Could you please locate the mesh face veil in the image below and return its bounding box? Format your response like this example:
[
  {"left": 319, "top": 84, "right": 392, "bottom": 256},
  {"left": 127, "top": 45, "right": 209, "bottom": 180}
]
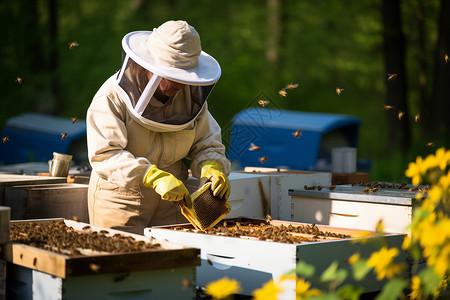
[{"left": 114, "top": 30, "right": 221, "bottom": 130}]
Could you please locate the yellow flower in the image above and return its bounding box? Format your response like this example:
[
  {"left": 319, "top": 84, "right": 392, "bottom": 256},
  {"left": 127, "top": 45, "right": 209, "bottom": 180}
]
[
  {"left": 204, "top": 277, "right": 242, "bottom": 299},
  {"left": 435, "top": 147, "right": 449, "bottom": 171},
  {"left": 405, "top": 158, "right": 423, "bottom": 186},
  {"left": 409, "top": 276, "right": 422, "bottom": 300},
  {"left": 253, "top": 280, "right": 281, "bottom": 300},
  {"left": 366, "top": 247, "right": 404, "bottom": 280},
  {"left": 432, "top": 244, "right": 450, "bottom": 277},
  {"left": 296, "top": 278, "right": 322, "bottom": 300},
  {"left": 402, "top": 235, "right": 411, "bottom": 250},
  {"left": 348, "top": 253, "right": 360, "bottom": 265}
]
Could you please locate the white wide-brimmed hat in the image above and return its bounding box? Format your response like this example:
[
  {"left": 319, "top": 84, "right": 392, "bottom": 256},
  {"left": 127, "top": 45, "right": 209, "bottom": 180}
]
[{"left": 123, "top": 20, "right": 221, "bottom": 85}]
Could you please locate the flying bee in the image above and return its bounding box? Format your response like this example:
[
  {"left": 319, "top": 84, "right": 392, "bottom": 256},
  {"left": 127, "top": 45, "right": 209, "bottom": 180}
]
[
  {"left": 293, "top": 130, "right": 302, "bottom": 138},
  {"left": 16, "top": 77, "right": 22, "bottom": 84},
  {"left": 336, "top": 87, "right": 344, "bottom": 95},
  {"left": 415, "top": 113, "right": 420, "bottom": 123},
  {"left": 258, "top": 100, "right": 270, "bottom": 107},
  {"left": 259, "top": 156, "right": 267, "bottom": 164},
  {"left": 285, "top": 83, "right": 298, "bottom": 90},
  {"left": 426, "top": 142, "right": 434, "bottom": 147},
  {"left": 72, "top": 117, "right": 78, "bottom": 124},
  {"left": 383, "top": 105, "right": 394, "bottom": 111},
  {"left": 445, "top": 54, "right": 449, "bottom": 63},
  {"left": 69, "top": 41, "right": 79, "bottom": 50},
  {"left": 72, "top": 216, "right": 79, "bottom": 221},
  {"left": 2, "top": 136, "right": 9, "bottom": 143},
  {"left": 398, "top": 111, "right": 404, "bottom": 120},
  {"left": 89, "top": 263, "right": 101, "bottom": 272},
  {"left": 61, "top": 132, "right": 67, "bottom": 140},
  {"left": 387, "top": 73, "right": 398, "bottom": 81},
  {"left": 278, "top": 89, "right": 288, "bottom": 97},
  {"left": 248, "top": 142, "right": 261, "bottom": 151}
]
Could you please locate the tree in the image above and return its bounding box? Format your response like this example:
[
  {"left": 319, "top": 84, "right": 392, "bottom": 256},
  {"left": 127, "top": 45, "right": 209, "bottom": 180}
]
[{"left": 382, "top": 0, "right": 411, "bottom": 152}]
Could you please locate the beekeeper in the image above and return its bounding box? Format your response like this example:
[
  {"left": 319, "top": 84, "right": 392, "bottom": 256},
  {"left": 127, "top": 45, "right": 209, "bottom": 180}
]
[{"left": 86, "top": 20, "right": 231, "bottom": 234}]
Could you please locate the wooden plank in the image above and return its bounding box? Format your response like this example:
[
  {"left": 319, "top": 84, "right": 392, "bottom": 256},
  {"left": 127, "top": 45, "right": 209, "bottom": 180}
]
[{"left": 332, "top": 172, "right": 370, "bottom": 185}]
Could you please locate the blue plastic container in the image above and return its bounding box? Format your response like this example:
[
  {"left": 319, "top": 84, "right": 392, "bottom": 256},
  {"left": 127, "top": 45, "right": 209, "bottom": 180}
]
[
  {"left": 0, "top": 113, "right": 87, "bottom": 165},
  {"left": 227, "top": 108, "right": 362, "bottom": 171}
]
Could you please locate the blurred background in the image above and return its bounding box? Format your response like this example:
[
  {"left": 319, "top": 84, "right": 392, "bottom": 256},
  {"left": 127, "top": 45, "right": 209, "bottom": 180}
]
[{"left": 0, "top": 0, "right": 449, "bottom": 181}]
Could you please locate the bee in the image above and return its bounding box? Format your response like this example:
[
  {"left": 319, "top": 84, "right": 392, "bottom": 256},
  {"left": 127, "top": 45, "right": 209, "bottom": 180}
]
[
  {"left": 248, "top": 142, "right": 261, "bottom": 151},
  {"left": 426, "top": 142, "right": 434, "bottom": 147},
  {"left": 266, "top": 214, "right": 272, "bottom": 222},
  {"left": 33, "top": 257, "right": 37, "bottom": 266},
  {"left": 16, "top": 77, "right": 22, "bottom": 84},
  {"left": 362, "top": 188, "right": 370, "bottom": 194},
  {"left": 387, "top": 73, "right": 398, "bottom": 81},
  {"left": 207, "top": 258, "right": 213, "bottom": 266},
  {"left": 329, "top": 185, "right": 336, "bottom": 191},
  {"left": 72, "top": 117, "right": 78, "bottom": 124},
  {"left": 293, "top": 130, "right": 302, "bottom": 138},
  {"left": 258, "top": 100, "right": 270, "bottom": 107},
  {"left": 415, "top": 113, "right": 420, "bottom": 123},
  {"left": 2, "top": 136, "right": 9, "bottom": 143},
  {"left": 69, "top": 41, "right": 79, "bottom": 50},
  {"left": 445, "top": 54, "right": 449, "bottom": 63},
  {"left": 336, "top": 87, "right": 344, "bottom": 95},
  {"left": 259, "top": 156, "right": 267, "bottom": 164},
  {"left": 278, "top": 89, "right": 288, "bottom": 97},
  {"left": 89, "top": 263, "right": 101, "bottom": 272},
  {"left": 398, "top": 111, "right": 404, "bottom": 120},
  {"left": 181, "top": 278, "right": 191, "bottom": 287},
  {"left": 61, "top": 132, "right": 67, "bottom": 140},
  {"left": 72, "top": 216, "right": 79, "bottom": 221},
  {"left": 383, "top": 105, "right": 394, "bottom": 111},
  {"left": 285, "top": 83, "right": 298, "bottom": 90},
  {"left": 82, "top": 225, "right": 91, "bottom": 230}
]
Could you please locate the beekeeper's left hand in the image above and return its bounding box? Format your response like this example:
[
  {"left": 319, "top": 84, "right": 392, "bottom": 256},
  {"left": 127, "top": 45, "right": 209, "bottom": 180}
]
[{"left": 200, "top": 161, "right": 230, "bottom": 200}]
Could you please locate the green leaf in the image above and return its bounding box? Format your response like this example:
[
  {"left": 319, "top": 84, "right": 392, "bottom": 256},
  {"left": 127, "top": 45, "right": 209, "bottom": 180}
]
[
  {"left": 320, "top": 261, "right": 348, "bottom": 284},
  {"left": 296, "top": 260, "right": 316, "bottom": 278},
  {"left": 336, "top": 284, "right": 364, "bottom": 300},
  {"left": 418, "top": 267, "right": 441, "bottom": 296},
  {"left": 307, "top": 293, "right": 341, "bottom": 300},
  {"left": 375, "top": 278, "right": 407, "bottom": 300},
  {"left": 352, "top": 259, "right": 372, "bottom": 281}
]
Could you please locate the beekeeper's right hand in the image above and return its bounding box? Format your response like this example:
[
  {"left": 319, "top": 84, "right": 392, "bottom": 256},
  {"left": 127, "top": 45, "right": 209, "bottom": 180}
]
[{"left": 143, "top": 165, "right": 190, "bottom": 202}]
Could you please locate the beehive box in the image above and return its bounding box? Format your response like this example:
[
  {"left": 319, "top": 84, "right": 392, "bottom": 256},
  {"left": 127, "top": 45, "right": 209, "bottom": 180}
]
[
  {"left": 0, "top": 174, "right": 67, "bottom": 206},
  {"left": 4, "top": 219, "right": 200, "bottom": 300},
  {"left": 5, "top": 183, "right": 89, "bottom": 222},
  {"left": 145, "top": 217, "right": 406, "bottom": 299},
  {"left": 289, "top": 183, "right": 419, "bottom": 234}
]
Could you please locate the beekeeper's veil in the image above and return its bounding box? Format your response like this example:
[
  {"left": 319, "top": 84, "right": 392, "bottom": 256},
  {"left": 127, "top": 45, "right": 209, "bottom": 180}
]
[{"left": 115, "top": 20, "right": 221, "bottom": 131}]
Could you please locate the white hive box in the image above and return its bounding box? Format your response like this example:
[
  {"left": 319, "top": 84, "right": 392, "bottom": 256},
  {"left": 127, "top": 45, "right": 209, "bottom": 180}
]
[
  {"left": 4, "top": 219, "right": 199, "bottom": 300},
  {"left": 145, "top": 218, "right": 406, "bottom": 299},
  {"left": 289, "top": 184, "right": 414, "bottom": 234}
]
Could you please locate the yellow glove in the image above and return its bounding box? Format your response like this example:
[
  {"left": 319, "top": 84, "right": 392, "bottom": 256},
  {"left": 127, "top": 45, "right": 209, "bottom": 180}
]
[
  {"left": 200, "top": 161, "right": 231, "bottom": 200},
  {"left": 143, "top": 165, "right": 190, "bottom": 202}
]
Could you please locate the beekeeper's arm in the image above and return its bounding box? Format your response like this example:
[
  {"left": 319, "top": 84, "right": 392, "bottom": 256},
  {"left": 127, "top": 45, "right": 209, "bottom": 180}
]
[
  {"left": 87, "top": 88, "right": 151, "bottom": 187},
  {"left": 188, "top": 104, "right": 231, "bottom": 199}
]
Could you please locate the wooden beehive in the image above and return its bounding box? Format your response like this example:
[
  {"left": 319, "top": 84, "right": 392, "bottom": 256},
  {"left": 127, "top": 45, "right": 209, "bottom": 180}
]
[
  {"left": 5, "top": 183, "right": 89, "bottom": 222},
  {"left": 4, "top": 219, "right": 200, "bottom": 299},
  {"left": 146, "top": 217, "right": 407, "bottom": 299}
]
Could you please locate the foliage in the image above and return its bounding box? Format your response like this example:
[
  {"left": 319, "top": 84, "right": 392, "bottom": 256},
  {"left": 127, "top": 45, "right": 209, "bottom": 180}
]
[{"left": 0, "top": 0, "right": 446, "bottom": 181}]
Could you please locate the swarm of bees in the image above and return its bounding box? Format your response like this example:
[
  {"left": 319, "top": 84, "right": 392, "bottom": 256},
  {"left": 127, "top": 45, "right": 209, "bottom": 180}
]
[
  {"left": 9, "top": 220, "right": 161, "bottom": 256},
  {"left": 174, "top": 220, "right": 350, "bottom": 244},
  {"left": 353, "top": 181, "right": 431, "bottom": 195}
]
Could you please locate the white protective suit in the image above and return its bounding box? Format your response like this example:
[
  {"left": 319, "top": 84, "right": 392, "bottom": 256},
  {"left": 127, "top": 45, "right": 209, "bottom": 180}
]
[{"left": 86, "top": 25, "right": 230, "bottom": 234}]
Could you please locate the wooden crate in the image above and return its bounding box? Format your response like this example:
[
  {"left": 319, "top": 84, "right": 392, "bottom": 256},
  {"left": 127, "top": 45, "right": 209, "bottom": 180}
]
[
  {"left": 5, "top": 183, "right": 89, "bottom": 222},
  {"left": 0, "top": 174, "right": 67, "bottom": 206},
  {"left": 4, "top": 219, "right": 200, "bottom": 299},
  {"left": 145, "top": 217, "right": 406, "bottom": 299}
]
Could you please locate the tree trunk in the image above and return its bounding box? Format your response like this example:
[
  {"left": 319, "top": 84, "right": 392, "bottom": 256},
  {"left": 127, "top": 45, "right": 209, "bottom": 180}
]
[
  {"left": 48, "top": 0, "right": 60, "bottom": 114},
  {"left": 431, "top": 0, "right": 450, "bottom": 142},
  {"left": 266, "top": 0, "right": 282, "bottom": 74},
  {"left": 382, "top": 0, "right": 411, "bottom": 152}
]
